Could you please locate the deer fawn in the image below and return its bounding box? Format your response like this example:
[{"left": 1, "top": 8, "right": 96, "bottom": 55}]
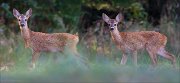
[
  {"left": 13, "top": 8, "right": 80, "bottom": 69},
  {"left": 102, "top": 13, "right": 176, "bottom": 67}
]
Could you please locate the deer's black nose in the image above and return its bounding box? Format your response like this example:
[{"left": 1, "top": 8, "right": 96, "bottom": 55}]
[
  {"left": 110, "top": 28, "right": 114, "bottom": 30},
  {"left": 20, "top": 24, "right": 25, "bottom": 27}
]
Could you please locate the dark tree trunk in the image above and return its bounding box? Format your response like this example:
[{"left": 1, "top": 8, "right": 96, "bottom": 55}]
[{"left": 146, "top": 0, "right": 168, "bottom": 31}]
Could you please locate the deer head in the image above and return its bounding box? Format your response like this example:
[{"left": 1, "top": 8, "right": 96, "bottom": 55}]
[
  {"left": 13, "top": 8, "right": 32, "bottom": 30},
  {"left": 102, "top": 13, "right": 123, "bottom": 31}
]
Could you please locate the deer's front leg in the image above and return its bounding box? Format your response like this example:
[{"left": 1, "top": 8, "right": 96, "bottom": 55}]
[
  {"left": 24, "top": 39, "right": 30, "bottom": 48},
  {"left": 29, "top": 51, "right": 40, "bottom": 69},
  {"left": 132, "top": 51, "right": 137, "bottom": 66},
  {"left": 121, "top": 53, "right": 128, "bottom": 65}
]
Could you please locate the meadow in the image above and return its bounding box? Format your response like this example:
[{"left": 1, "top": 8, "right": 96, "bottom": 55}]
[{"left": 0, "top": 32, "right": 179, "bottom": 83}]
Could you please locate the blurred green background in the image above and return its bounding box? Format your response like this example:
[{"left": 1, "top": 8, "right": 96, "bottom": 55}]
[{"left": 0, "top": 0, "right": 180, "bottom": 82}]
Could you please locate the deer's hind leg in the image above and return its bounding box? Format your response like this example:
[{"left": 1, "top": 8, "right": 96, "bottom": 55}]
[
  {"left": 69, "top": 45, "right": 89, "bottom": 68},
  {"left": 157, "top": 47, "right": 176, "bottom": 67},
  {"left": 146, "top": 47, "right": 158, "bottom": 67}
]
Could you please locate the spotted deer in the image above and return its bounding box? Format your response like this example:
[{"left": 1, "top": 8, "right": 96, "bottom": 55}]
[
  {"left": 13, "top": 8, "right": 80, "bottom": 69},
  {"left": 102, "top": 13, "right": 176, "bottom": 67}
]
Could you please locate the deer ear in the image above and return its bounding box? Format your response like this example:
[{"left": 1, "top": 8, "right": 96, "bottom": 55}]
[
  {"left": 115, "top": 13, "right": 123, "bottom": 23},
  {"left": 102, "top": 13, "right": 110, "bottom": 23},
  {"left": 13, "top": 8, "right": 20, "bottom": 18},
  {"left": 25, "top": 8, "right": 32, "bottom": 18}
]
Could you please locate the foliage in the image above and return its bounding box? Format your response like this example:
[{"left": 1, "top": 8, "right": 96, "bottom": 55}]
[
  {"left": 0, "top": 0, "right": 179, "bottom": 82},
  {"left": 128, "top": 2, "right": 147, "bottom": 21},
  {"left": 0, "top": 0, "right": 82, "bottom": 33},
  {"left": 0, "top": 0, "right": 144, "bottom": 33}
]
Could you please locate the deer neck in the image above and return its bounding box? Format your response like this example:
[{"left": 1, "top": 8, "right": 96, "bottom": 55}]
[
  {"left": 110, "top": 27, "right": 123, "bottom": 44},
  {"left": 20, "top": 26, "right": 31, "bottom": 47}
]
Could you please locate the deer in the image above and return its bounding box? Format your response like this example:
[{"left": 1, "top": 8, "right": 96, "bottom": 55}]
[
  {"left": 102, "top": 13, "right": 176, "bottom": 67},
  {"left": 13, "top": 8, "right": 80, "bottom": 69}
]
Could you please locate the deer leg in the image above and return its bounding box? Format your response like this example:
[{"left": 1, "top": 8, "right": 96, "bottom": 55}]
[
  {"left": 147, "top": 50, "right": 157, "bottom": 67},
  {"left": 30, "top": 51, "right": 40, "bottom": 69},
  {"left": 132, "top": 51, "right": 138, "bottom": 66},
  {"left": 74, "top": 48, "right": 80, "bottom": 57},
  {"left": 24, "top": 40, "right": 29, "bottom": 48},
  {"left": 75, "top": 48, "right": 89, "bottom": 65},
  {"left": 121, "top": 53, "right": 128, "bottom": 65},
  {"left": 157, "top": 47, "right": 176, "bottom": 67},
  {"left": 146, "top": 46, "right": 158, "bottom": 67},
  {"left": 154, "top": 53, "right": 158, "bottom": 64},
  {"left": 69, "top": 46, "right": 89, "bottom": 67}
]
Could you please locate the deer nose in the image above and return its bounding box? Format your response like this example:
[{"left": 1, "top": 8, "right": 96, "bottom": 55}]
[
  {"left": 110, "top": 28, "right": 114, "bottom": 30},
  {"left": 20, "top": 24, "right": 25, "bottom": 27}
]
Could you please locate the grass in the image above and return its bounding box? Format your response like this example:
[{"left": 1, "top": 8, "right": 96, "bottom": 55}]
[{"left": 0, "top": 37, "right": 180, "bottom": 83}]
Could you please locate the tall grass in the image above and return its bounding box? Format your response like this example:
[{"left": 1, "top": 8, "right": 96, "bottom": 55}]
[
  {"left": 0, "top": 34, "right": 179, "bottom": 83},
  {"left": 0, "top": 20, "right": 180, "bottom": 82}
]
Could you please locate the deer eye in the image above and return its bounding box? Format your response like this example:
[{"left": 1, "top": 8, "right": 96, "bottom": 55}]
[
  {"left": 114, "top": 24, "right": 117, "bottom": 26},
  {"left": 25, "top": 19, "right": 27, "bottom": 21},
  {"left": 108, "top": 24, "right": 110, "bottom": 26},
  {"left": 18, "top": 19, "right": 20, "bottom": 21}
]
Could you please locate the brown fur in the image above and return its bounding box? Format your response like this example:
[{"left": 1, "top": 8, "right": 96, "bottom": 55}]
[
  {"left": 111, "top": 31, "right": 166, "bottom": 52},
  {"left": 103, "top": 13, "right": 176, "bottom": 67},
  {"left": 23, "top": 28, "right": 79, "bottom": 53},
  {"left": 23, "top": 28, "right": 79, "bottom": 69},
  {"left": 13, "top": 8, "right": 79, "bottom": 69}
]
